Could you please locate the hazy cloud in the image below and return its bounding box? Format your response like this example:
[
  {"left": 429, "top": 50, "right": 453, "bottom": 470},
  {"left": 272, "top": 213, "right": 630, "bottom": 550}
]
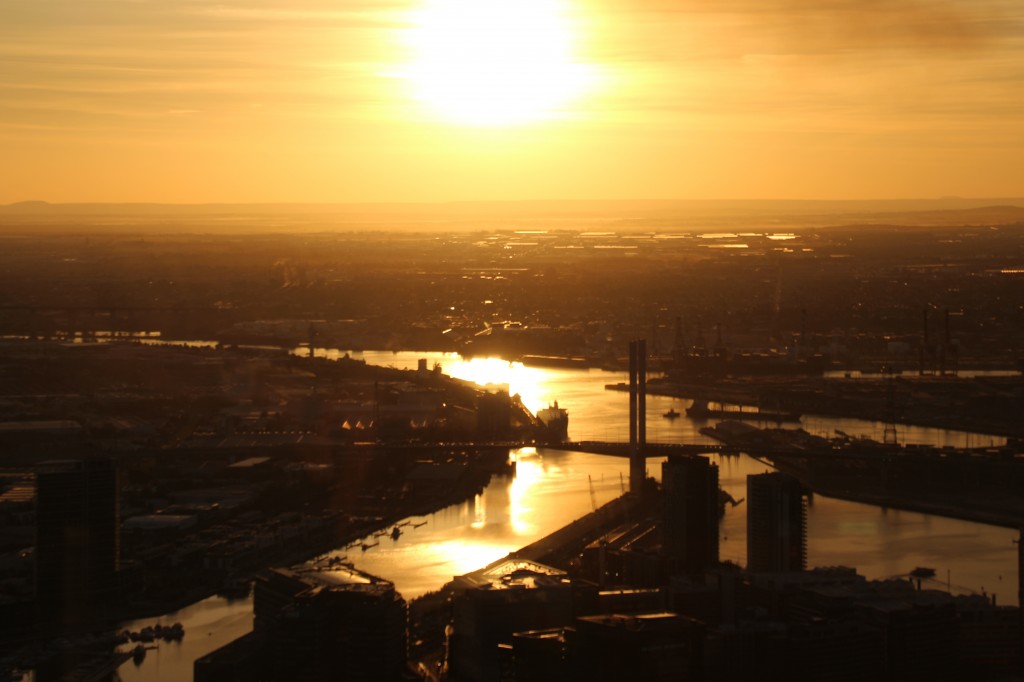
[
  {"left": 594, "top": 0, "right": 1023, "bottom": 54},
  {"left": 1, "top": 0, "right": 1022, "bottom": 201}
]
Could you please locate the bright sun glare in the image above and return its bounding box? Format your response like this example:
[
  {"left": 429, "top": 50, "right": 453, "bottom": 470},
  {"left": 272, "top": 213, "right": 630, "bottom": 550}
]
[{"left": 403, "top": 0, "right": 596, "bottom": 127}]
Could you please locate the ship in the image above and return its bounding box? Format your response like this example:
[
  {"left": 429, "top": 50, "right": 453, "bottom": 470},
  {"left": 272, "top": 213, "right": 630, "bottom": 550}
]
[{"left": 536, "top": 401, "right": 569, "bottom": 443}]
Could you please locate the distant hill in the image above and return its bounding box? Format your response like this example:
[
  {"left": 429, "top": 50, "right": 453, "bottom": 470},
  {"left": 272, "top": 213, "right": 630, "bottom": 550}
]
[{"left": 1, "top": 199, "right": 1022, "bottom": 233}]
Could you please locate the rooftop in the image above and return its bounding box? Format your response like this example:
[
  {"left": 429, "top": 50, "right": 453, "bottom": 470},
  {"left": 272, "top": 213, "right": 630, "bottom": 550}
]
[
  {"left": 274, "top": 557, "right": 395, "bottom": 596},
  {"left": 455, "top": 557, "right": 568, "bottom": 591}
]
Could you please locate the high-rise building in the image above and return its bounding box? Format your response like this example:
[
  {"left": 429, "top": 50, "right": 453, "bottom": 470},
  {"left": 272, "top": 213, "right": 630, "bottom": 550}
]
[
  {"left": 747, "top": 472, "right": 807, "bottom": 573},
  {"left": 35, "top": 458, "right": 119, "bottom": 629},
  {"left": 661, "top": 455, "right": 719, "bottom": 574}
]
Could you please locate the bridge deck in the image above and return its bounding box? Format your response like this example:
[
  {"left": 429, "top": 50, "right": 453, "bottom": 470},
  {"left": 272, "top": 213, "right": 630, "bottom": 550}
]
[{"left": 543, "top": 441, "right": 733, "bottom": 458}]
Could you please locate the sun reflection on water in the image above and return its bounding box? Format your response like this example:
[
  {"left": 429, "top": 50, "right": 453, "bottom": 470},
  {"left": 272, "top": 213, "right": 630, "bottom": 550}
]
[
  {"left": 471, "top": 492, "right": 487, "bottom": 528},
  {"left": 441, "top": 357, "right": 551, "bottom": 414},
  {"left": 509, "top": 447, "right": 541, "bottom": 536}
]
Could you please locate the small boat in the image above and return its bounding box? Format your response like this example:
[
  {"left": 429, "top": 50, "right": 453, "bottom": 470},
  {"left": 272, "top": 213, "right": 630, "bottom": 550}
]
[
  {"left": 361, "top": 541, "right": 379, "bottom": 551},
  {"left": 663, "top": 408, "right": 681, "bottom": 419},
  {"left": 132, "top": 644, "right": 147, "bottom": 665},
  {"left": 411, "top": 520, "right": 428, "bottom": 528},
  {"left": 390, "top": 526, "right": 402, "bottom": 540}
]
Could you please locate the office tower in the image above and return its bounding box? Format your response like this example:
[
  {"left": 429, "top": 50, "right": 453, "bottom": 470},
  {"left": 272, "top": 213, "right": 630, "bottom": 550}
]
[
  {"left": 747, "top": 472, "right": 807, "bottom": 573},
  {"left": 662, "top": 454, "right": 719, "bottom": 574},
  {"left": 35, "top": 458, "right": 119, "bottom": 629}
]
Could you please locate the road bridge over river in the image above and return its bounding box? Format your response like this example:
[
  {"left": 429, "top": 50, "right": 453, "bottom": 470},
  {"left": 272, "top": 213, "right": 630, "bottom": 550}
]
[
  {"left": 360, "top": 440, "right": 735, "bottom": 458},
  {"left": 543, "top": 441, "right": 736, "bottom": 458}
]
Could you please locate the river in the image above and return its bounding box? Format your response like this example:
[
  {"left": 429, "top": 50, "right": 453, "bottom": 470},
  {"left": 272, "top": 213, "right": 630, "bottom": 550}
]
[{"left": 116, "top": 349, "right": 1016, "bottom": 681}]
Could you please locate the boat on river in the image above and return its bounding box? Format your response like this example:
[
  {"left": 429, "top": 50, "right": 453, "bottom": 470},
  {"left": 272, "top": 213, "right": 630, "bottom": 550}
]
[{"left": 536, "top": 402, "right": 569, "bottom": 443}]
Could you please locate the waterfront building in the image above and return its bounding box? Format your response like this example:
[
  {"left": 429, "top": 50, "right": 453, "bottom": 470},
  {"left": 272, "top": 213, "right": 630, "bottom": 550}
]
[
  {"left": 197, "top": 561, "right": 407, "bottom": 682},
  {"left": 746, "top": 472, "right": 807, "bottom": 573},
  {"left": 259, "top": 564, "right": 407, "bottom": 682},
  {"left": 447, "top": 558, "right": 590, "bottom": 682},
  {"left": 581, "top": 520, "right": 663, "bottom": 588},
  {"left": 35, "top": 458, "right": 119, "bottom": 629},
  {"left": 661, "top": 454, "right": 719, "bottom": 574}
]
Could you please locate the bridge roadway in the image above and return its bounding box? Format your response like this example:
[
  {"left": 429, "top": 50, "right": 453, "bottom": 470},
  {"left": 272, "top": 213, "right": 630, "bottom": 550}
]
[
  {"left": 363, "top": 440, "right": 733, "bottom": 457},
  {"left": 541, "top": 441, "right": 733, "bottom": 458}
]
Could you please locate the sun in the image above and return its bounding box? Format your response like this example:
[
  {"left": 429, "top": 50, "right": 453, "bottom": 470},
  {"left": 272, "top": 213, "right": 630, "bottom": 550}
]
[{"left": 401, "top": 0, "right": 596, "bottom": 127}]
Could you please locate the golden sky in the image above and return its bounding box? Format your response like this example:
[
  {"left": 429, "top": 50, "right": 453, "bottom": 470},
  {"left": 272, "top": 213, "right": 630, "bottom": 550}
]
[{"left": 2, "top": 0, "right": 1023, "bottom": 203}]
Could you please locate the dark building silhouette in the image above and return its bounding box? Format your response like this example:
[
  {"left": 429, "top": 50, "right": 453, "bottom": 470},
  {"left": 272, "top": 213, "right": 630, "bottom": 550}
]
[
  {"left": 447, "top": 558, "right": 593, "bottom": 682},
  {"left": 35, "top": 458, "right": 119, "bottom": 629},
  {"left": 662, "top": 454, "right": 719, "bottom": 574},
  {"left": 503, "top": 613, "right": 705, "bottom": 682},
  {"left": 570, "top": 612, "right": 705, "bottom": 681},
  {"left": 746, "top": 472, "right": 806, "bottom": 573},
  {"left": 475, "top": 389, "right": 513, "bottom": 439},
  {"left": 510, "top": 628, "right": 568, "bottom": 682},
  {"left": 581, "top": 521, "right": 664, "bottom": 589},
  {"left": 197, "top": 562, "right": 407, "bottom": 682},
  {"left": 783, "top": 620, "right": 885, "bottom": 682}
]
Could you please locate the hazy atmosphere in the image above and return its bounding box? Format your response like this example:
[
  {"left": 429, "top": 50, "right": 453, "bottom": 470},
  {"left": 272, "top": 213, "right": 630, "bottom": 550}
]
[
  {"left": 3, "top": 0, "right": 1024, "bottom": 203},
  {"left": 5, "top": 3, "right": 1024, "bottom": 682}
]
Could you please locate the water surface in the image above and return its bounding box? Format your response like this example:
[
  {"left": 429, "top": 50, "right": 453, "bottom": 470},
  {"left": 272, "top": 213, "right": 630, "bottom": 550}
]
[{"left": 119, "top": 349, "right": 1018, "bottom": 680}]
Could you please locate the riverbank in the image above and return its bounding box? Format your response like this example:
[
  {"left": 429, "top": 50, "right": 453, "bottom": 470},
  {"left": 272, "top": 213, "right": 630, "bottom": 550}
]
[
  {"left": 612, "top": 374, "right": 1024, "bottom": 438},
  {"left": 766, "top": 455, "right": 1024, "bottom": 530},
  {"left": 408, "top": 490, "right": 647, "bottom": 664}
]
